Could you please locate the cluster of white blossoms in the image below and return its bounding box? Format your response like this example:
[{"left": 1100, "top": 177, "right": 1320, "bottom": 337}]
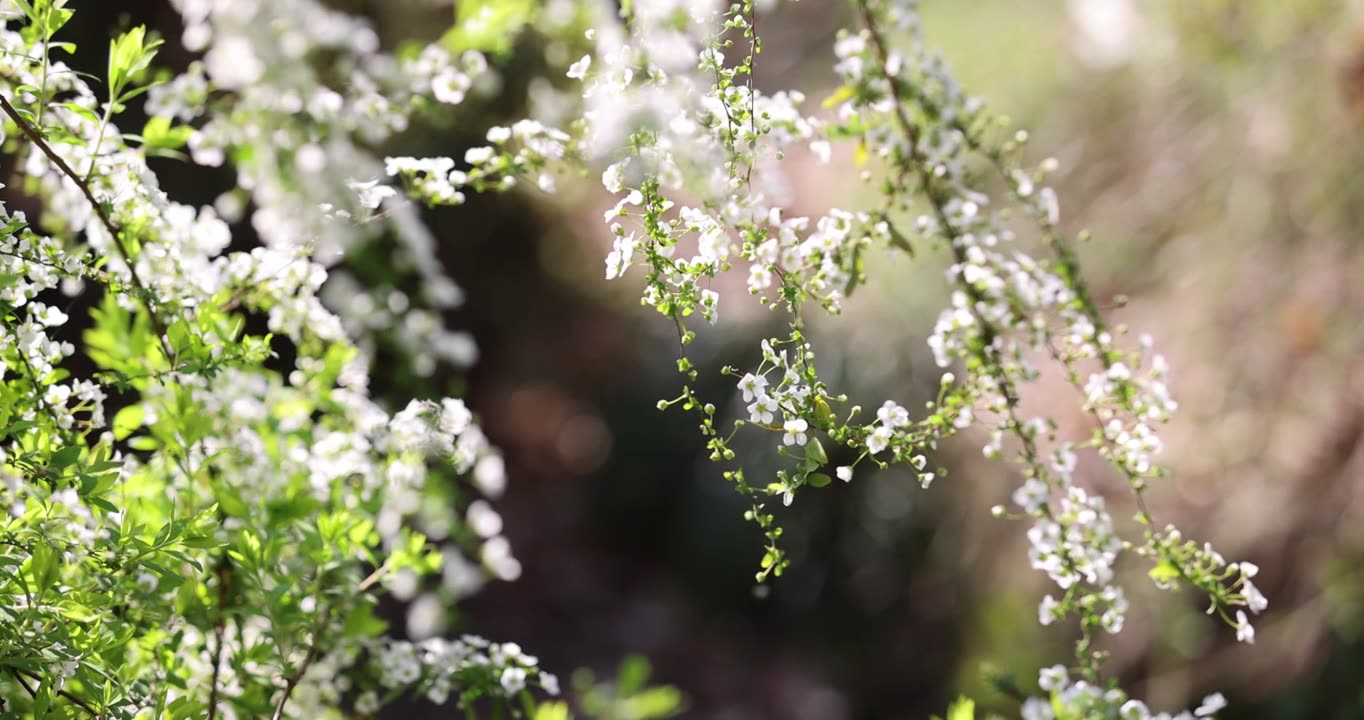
[
  {"left": 1027, "top": 665, "right": 1229, "bottom": 720},
  {"left": 350, "top": 636, "right": 558, "bottom": 709},
  {"left": 0, "top": 0, "right": 561, "bottom": 714},
  {"left": 0, "top": 0, "right": 1268, "bottom": 715},
  {"left": 507, "top": 0, "right": 1259, "bottom": 715},
  {"left": 382, "top": 2, "right": 1255, "bottom": 699},
  {"left": 152, "top": 0, "right": 482, "bottom": 372}
]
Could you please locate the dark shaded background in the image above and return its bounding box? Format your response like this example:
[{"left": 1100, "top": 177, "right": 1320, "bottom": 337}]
[{"left": 10, "top": 1, "right": 1364, "bottom": 718}]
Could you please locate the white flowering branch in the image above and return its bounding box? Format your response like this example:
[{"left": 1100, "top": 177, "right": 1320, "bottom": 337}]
[{"left": 0, "top": 92, "right": 175, "bottom": 361}]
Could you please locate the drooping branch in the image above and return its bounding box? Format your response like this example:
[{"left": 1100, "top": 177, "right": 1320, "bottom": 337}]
[{"left": 0, "top": 93, "right": 176, "bottom": 361}]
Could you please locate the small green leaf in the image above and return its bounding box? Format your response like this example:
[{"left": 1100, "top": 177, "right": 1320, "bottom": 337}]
[
  {"left": 616, "top": 654, "right": 651, "bottom": 696},
  {"left": 112, "top": 403, "right": 144, "bottom": 440},
  {"left": 821, "top": 85, "right": 855, "bottom": 109},
  {"left": 533, "top": 702, "right": 571, "bottom": 720},
  {"left": 946, "top": 696, "right": 975, "bottom": 720},
  {"left": 806, "top": 437, "right": 828, "bottom": 465},
  {"left": 212, "top": 484, "right": 249, "bottom": 518},
  {"left": 806, "top": 473, "right": 832, "bottom": 488},
  {"left": 1148, "top": 560, "right": 1180, "bottom": 584},
  {"left": 141, "top": 115, "right": 193, "bottom": 150},
  {"left": 50, "top": 443, "right": 81, "bottom": 469}
]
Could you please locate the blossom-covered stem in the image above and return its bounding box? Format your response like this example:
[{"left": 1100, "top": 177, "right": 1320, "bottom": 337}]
[
  {"left": 0, "top": 93, "right": 176, "bottom": 361},
  {"left": 855, "top": 0, "right": 1124, "bottom": 676},
  {"left": 13, "top": 342, "right": 58, "bottom": 432},
  {"left": 743, "top": 0, "right": 759, "bottom": 188},
  {"left": 855, "top": 0, "right": 1045, "bottom": 477}
]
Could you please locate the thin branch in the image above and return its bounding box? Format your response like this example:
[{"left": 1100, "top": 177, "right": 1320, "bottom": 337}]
[
  {"left": 11, "top": 667, "right": 101, "bottom": 717},
  {"left": 0, "top": 93, "right": 176, "bottom": 361},
  {"left": 270, "top": 606, "right": 332, "bottom": 720},
  {"left": 357, "top": 562, "right": 389, "bottom": 593},
  {"left": 206, "top": 556, "right": 230, "bottom": 720}
]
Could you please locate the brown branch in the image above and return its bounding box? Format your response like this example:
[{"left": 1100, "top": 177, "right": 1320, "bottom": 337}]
[{"left": 0, "top": 93, "right": 176, "bottom": 361}]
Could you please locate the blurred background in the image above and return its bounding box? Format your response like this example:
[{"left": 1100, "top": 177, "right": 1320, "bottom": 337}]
[{"left": 26, "top": 0, "right": 1364, "bottom": 717}]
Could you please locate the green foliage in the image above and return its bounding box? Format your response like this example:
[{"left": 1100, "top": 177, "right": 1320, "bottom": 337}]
[
  {"left": 442, "top": 0, "right": 536, "bottom": 58},
  {"left": 569, "top": 655, "right": 685, "bottom": 720}
]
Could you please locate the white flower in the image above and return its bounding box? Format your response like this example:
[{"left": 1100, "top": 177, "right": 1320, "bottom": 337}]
[
  {"left": 866, "top": 424, "right": 893, "bottom": 454},
  {"left": 748, "top": 395, "right": 777, "bottom": 424},
  {"left": 566, "top": 54, "right": 592, "bottom": 79},
  {"left": 474, "top": 455, "right": 507, "bottom": 497},
  {"left": 1013, "top": 478, "right": 1049, "bottom": 513},
  {"left": 204, "top": 36, "right": 262, "bottom": 90},
  {"left": 747, "top": 263, "right": 773, "bottom": 291},
  {"left": 355, "top": 692, "right": 380, "bottom": 714},
  {"left": 836, "top": 466, "right": 853, "bottom": 482},
  {"left": 602, "top": 161, "right": 627, "bottom": 193},
  {"left": 464, "top": 146, "right": 495, "bottom": 164},
  {"left": 738, "top": 373, "right": 768, "bottom": 402},
  {"left": 1194, "top": 693, "right": 1226, "bottom": 717},
  {"left": 1120, "top": 700, "right": 1150, "bottom": 720},
  {"left": 1242, "top": 578, "right": 1268, "bottom": 614},
  {"left": 540, "top": 672, "right": 560, "bottom": 695},
  {"left": 1038, "top": 594, "right": 1059, "bottom": 625},
  {"left": 432, "top": 70, "right": 471, "bottom": 104},
  {"left": 1021, "top": 698, "right": 1055, "bottom": 720},
  {"left": 782, "top": 418, "right": 808, "bottom": 446},
  {"left": 348, "top": 179, "right": 397, "bottom": 210},
  {"left": 467, "top": 500, "right": 503, "bottom": 538},
  {"left": 1234, "top": 610, "right": 1255, "bottom": 644},
  {"left": 809, "top": 139, "right": 831, "bottom": 163},
  {"left": 500, "top": 667, "right": 527, "bottom": 694},
  {"left": 1038, "top": 664, "right": 1068, "bottom": 692},
  {"left": 604, "top": 233, "right": 637, "bottom": 280},
  {"left": 876, "top": 400, "right": 909, "bottom": 428}
]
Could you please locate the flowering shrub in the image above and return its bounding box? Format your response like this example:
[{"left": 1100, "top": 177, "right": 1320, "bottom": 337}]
[{"left": 0, "top": 0, "right": 1262, "bottom": 718}]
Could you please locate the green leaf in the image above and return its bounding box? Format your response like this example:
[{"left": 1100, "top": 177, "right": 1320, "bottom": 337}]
[
  {"left": 141, "top": 115, "right": 193, "bottom": 150},
  {"left": 806, "top": 473, "right": 832, "bottom": 488},
  {"left": 616, "top": 654, "right": 651, "bottom": 696},
  {"left": 50, "top": 443, "right": 81, "bottom": 469},
  {"left": 623, "top": 686, "right": 684, "bottom": 719},
  {"left": 533, "top": 702, "right": 571, "bottom": 720},
  {"left": 212, "top": 484, "right": 249, "bottom": 518},
  {"left": 806, "top": 437, "right": 828, "bottom": 465},
  {"left": 341, "top": 602, "right": 389, "bottom": 638},
  {"left": 112, "top": 403, "right": 144, "bottom": 440},
  {"left": 946, "top": 696, "right": 975, "bottom": 720},
  {"left": 107, "top": 26, "right": 162, "bottom": 100},
  {"left": 821, "top": 85, "right": 855, "bottom": 109},
  {"left": 1148, "top": 559, "right": 1180, "bottom": 584},
  {"left": 441, "top": 0, "right": 535, "bottom": 57},
  {"left": 127, "top": 435, "right": 158, "bottom": 451},
  {"left": 167, "top": 696, "right": 205, "bottom": 720},
  {"left": 812, "top": 395, "right": 835, "bottom": 430}
]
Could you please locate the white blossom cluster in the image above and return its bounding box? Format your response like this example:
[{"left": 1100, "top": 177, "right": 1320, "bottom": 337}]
[
  {"left": 152, "top": 0, "right": 479, "bottom": 371},
  {"left": 0, "top": 0, "right": 1271, "bottom": 715},
  {"left": 0, "top": 0, "right": 544, "bottom": 715},
  {"left": 369, "top": 0, "right": 1265, "bottom": 714},
  {"left": 1025, "top": 664, "right": 1229, "bottom": 720}
]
